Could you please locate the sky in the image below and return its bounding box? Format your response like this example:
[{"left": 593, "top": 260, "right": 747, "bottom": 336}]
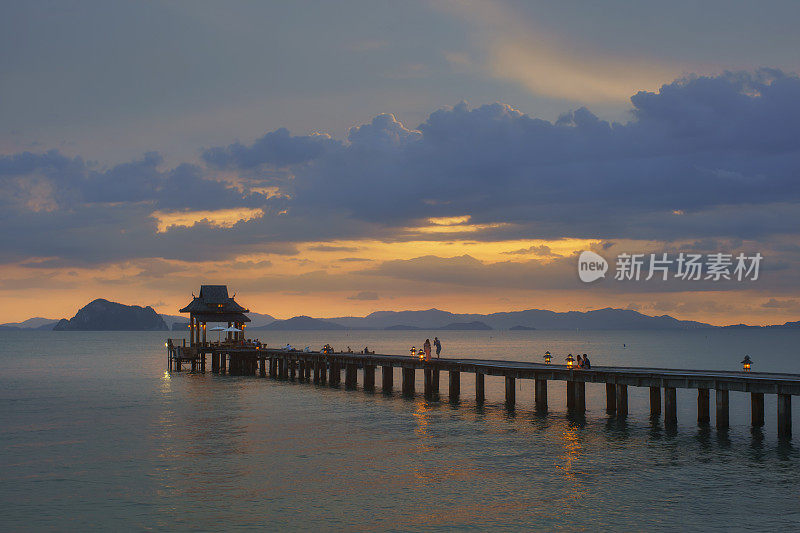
[{"left": 2, "top": 0, "right": 800, "bottom": 325}]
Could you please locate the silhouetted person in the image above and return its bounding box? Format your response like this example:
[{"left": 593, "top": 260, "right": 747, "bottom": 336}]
[
  {"left": 423, "top": 339, "right": 432, "bottom": 361},
  {"left": 582, "top": 354, "right": 591, "bottom": 369},
  {"left": 576, "top": 354, "right": 583, "bottom": 368},
  {"left": 434, "top": 337, "right": 442, "bottom": 358}
]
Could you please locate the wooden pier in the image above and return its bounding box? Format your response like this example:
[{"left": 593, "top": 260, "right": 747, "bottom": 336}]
[{"left": 167, "top": 343, "right": 800, "bottom": 438}]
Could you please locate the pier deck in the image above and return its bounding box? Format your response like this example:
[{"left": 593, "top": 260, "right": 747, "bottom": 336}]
[{"left": 167, "top": 343, "right": 800, "bottom": 437}]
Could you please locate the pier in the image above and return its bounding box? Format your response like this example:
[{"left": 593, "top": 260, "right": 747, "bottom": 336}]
[
  {"left": 166, "top": 285, "right": 799, "bottom": 439},
  {"left": 168, "top": 343, "right": 800, "bottom": 438}
]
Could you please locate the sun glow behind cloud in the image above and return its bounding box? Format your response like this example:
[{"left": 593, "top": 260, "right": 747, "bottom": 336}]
[
  {"left": 152, "top": 207, "right": 265, "bottom": 233},
  {"left": 438, "top": 0, "right": 681, "bottom": 102}
]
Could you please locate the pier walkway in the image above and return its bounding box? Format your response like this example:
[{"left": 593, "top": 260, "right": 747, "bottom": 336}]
[{"left": 167, "top": 342, "right": 799, "bottom": 438}]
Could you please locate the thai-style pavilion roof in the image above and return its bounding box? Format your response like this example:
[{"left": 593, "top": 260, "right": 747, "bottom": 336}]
[{"left": 179, "top": 285, "right": 251, "bottom": 323}]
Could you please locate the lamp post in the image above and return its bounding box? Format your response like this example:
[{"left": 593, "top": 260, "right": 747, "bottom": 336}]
[
  {"left": 566, "top": 353, "right": 575, "bottom": 369},
  {"left": 544, "top": 351, "right": 552, "bottom": 364},
  {"left": 741, "top": 355, "right": 753, "bottom": 372}
]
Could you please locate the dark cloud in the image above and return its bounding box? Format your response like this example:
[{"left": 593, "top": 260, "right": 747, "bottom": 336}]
[
  {"left": 3, "top": 69, "right": 800, "bottom": 274},
  {"left": 202, "top": 128, "right": 339, "bottom": 170}
]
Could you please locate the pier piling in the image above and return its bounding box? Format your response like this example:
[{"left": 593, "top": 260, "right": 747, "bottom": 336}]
[
  {"left": 475, "top": 373, "right": 485, "bottom": 403},
  {"left": 382, "top": 366, "right": 392, "bottom": 392},
  {"left": 650, "top": 387, "right": 661, "bottom": 417},
  {"left": 566, "top": 381, "right": 575, "bottom": 411},
  {"left": 449, "top": 371, "right": 460, "bottom": 402},
  {"left": 751, "top": 392, "right": 765, "bottom": 427},
  {"left": 716, "top": 389, "right": 729, "bottom": 429},
  {"left": 345, "top": 363, "right": 357, "bottom": 390},
  {"left": 180, "top": 344, "right": 800, "bottom": 439},
  {"left": 778, "top": 394, "right": 792, "bottom": 437},
  {"left": 616, "top": 384, "right": 628, "bottom": 416},
  {"left": 664, "top": 387, "right": 677, "bottom": 424},
  {"left": 402, "top": 368, "right": 415, "bottom": 396},
  {"left": 698, "top": 388, "right": 710, "bottom": 424},
  {"left": 364, "top": 365, "right": 375, "bottom": 392},
  {"left": 535, "top": 379, "right": 548, "bottom": 411},
  {"left": 505, "top": 376, "right": 515, "bottom": 408}
]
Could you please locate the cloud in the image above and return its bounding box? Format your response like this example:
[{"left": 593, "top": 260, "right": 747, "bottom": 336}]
[
  {"left": 347, "top": 291, "right": 379, "bottom": 300},
  {"left": 502, "top": 245, "right": 555, "bottom": 256},
  {"left": 202, "top": 128, "right": 339, "bottom": 170},
  {"left": 3, "top": 69, "right": 800, "bottom": 283},
  {"left": 307, "top": 245, "right": 359, "bottom": 252}
]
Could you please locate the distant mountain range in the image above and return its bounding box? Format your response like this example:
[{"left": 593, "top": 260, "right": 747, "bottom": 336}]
[{"left": 4, "top": 301, "right": 800, "bottom": 331}]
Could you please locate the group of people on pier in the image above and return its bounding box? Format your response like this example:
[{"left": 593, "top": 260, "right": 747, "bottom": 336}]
[{"left": 412, "top": 337, "right": 443, "bottom": 361}]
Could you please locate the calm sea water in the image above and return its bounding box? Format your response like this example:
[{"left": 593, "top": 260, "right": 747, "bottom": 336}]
[{"left": 2, "top": 329, "right": 800, "bottom": 531}]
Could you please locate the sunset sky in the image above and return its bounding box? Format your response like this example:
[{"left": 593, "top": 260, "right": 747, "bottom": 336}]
[{"left": 2, "top": 0, "right": 800, "bottom": 325}]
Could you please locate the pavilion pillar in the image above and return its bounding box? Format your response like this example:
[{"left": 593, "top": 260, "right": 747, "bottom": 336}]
[
  {"left": 751, "top": 393, "right": 765, "bottom": 427},
  {"left": 475, "top": 373, "right": 485, "bottom": 403},
  {"left": 259, "top": 356, "right": 266, "bottom": 377},
  {"left": 189, "top": 315, "right": 194, "bottom": 347},
  {"left": 433, "top": 369, "right": 440, "bottom": 395},
  {"left": 202, "top": 323, "right": 206, "bottom": 346}
]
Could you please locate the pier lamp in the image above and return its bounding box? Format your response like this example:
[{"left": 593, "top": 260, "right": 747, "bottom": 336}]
[
  {"left": 418, "top": 348, "right": 425, "bottom": 360},
  {"left": 544, "top": 351, "right": 552, "bottom": 364},
  {"left": 411, "top": 346, "right": 416, "bottom": 357},
  {"left": 566, "top": 353, "right": 575, "bottom": 368},
  {"left": 741, "top": 355, "right": 753, "bottom": 372}
]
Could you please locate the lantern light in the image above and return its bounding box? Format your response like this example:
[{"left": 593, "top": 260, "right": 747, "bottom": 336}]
[
  {"left": 418, "top": 348, "right": 425, "bottom": 360},
  {"left": 410, "top": 346, "right": 416, "bottom": 357},
  {"left": 566, "top": 353, "right": 575, "bottom": 368},
  {"left": 741, "top": 355, "right": 753, "bottom": 372},
  {"left": 544, "top": 351, "right": 552, "bottom": 364}
]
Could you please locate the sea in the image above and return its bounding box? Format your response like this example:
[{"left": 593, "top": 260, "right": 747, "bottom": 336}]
[{"left": 2, "top": 329, "right": 800, "bottom": 531}]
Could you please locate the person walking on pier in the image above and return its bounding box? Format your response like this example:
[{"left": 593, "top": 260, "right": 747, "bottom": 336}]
[
  {"left": 423, "top": 338, "right": 432, "bottom": 361},
  {"left": 434, "top": 337, "right": 442, "bottom": 358}
]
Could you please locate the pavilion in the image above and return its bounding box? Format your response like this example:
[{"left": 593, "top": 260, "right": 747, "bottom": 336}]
[{"left": 180, "top": 285, "right": 250, "bottom": 346}]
